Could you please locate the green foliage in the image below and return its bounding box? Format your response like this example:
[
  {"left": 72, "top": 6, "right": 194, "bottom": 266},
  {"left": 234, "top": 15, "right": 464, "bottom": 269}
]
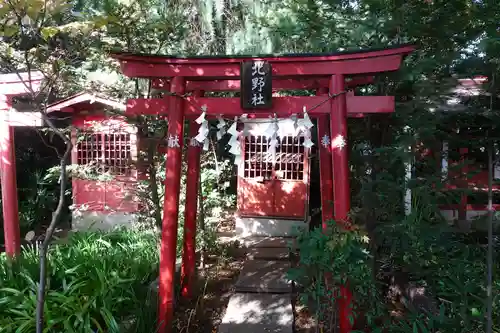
[
  {"left": 199, "top": 157, "right": 236, "bottom": 224},
  {"left": 383, "top": 242, "right": 500, "bottom": 332},
  {"left": 375, "top": 185, "right": 500, "bottom": 333},
  {"left": 0, "top": 230, "right": 159, "bottom": 333},
  {"left": 197, "top": 156, "right": 236, "bottom": 251},
  {"left": 18, "top": 170, "right": 60, "bottom": 232},
  {"left": 133, "top": 133, "right": 236, "bottom": 255},
  {"left": 288, "top": 221, "right": 384, "bottom": 328},
  {"left": 1, "top": 1, "right": 500, "bottom": 332},
  {"left": 0, "top": 130, "right": 68, "bottom": 241}
]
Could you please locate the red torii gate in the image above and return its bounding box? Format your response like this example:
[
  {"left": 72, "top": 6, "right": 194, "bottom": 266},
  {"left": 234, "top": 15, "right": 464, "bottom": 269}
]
[
  {"left": 1, "top": 72, "right": 44, "bottom": 256},
  {"left": 111, "top": 44, "right": 415, "bottom": 333}
]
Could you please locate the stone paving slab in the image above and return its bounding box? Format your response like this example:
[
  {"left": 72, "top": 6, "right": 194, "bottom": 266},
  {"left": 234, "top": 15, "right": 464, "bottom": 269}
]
[
  {"left": 241, "top": 236, "right": 295, "bottom": 248},
  {"left": 235, "top": 260, "right": 291, "bottom": 293},
  {"left": 218, "top": 293, "right": 293, "bottom": 333},
  {"left": 246, "top": 247, "right": 289, "bottom": 260}
]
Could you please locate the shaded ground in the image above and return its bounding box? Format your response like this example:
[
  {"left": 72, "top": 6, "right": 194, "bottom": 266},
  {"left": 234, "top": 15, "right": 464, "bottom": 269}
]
[
  {"left": 293, "top": 299, "right": 317, "bottom": 333},
  {"left": 173, "top": 248, "right": 245, "bottom": 333},
  {"left": 291, "top": 250, "right": 319, "bottom": 333}
]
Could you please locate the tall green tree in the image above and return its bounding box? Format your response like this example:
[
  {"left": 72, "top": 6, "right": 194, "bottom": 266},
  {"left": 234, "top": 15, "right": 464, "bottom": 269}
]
[{"left": 0, "top": 1, "right": 108, "bottom": 331}]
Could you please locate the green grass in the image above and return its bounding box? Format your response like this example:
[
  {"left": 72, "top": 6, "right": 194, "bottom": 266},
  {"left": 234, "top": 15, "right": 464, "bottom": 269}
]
[{"left": 0, "top": 230, "right": 160, "bottom": 333}]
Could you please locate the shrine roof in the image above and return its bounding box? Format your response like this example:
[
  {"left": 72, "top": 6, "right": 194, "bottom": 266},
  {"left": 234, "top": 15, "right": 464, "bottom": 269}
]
[
  {"left": 439, "top": 76, "right": 491, "bottom": 113},
  {"left": 46, "top": 91, "right": 125, "bottom": 114},
  {"left": 0, "top": 71, "right": 44, "bottom": 95},
  {"left": 111, "top": 43, "right": 415, "bottom": 64}
]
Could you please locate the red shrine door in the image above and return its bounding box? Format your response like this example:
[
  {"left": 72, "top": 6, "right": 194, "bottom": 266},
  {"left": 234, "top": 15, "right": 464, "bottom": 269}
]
[{"left": 237, "top": 126, "right": 310, "bottom": 219}]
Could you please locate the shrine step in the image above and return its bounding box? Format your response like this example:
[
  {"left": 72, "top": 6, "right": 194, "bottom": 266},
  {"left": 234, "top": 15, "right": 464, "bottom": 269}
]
[
  {"left": 219, "top": 236, "right": 295, "bottom": 333},
  {"left": 234, "top": 260, "right": 291, "bottom": 293},
  {"left": 218, "top": 293, "right": 293, "bottom": 333},
  {"left": 235, "top": 216, "right": 305, "bottom": 237},
  {"left": 240, "top": 235, "right": 295, "bottom": 248},
  {"left": 245, "top": 247, "right": 290, "bottom": 260}
]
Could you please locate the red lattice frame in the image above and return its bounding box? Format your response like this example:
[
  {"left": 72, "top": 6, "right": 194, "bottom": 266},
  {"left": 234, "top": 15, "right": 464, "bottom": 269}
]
[
  {"left": 74, "top": 118, "right": 138, "bottom": 176},
  {"left": 71, "top": 117, "right": 138, "bottom": 212},
  {"left": 76, "top": 132, "right": 134, "bottom": 176},
  {"left": 238, "top": 129, "right": 310, "bottom": 219},
  {"left": 243, "top": 136, "right": 273, "bottom": 180},
  {"left": 243, "top": 135, "right": 306, "bottom": 181}
]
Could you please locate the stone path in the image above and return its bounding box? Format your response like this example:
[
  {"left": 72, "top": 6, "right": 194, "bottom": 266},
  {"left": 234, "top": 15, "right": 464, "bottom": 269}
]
[{"left": 218, "top": 236, "right": 295, "bottom": 333}]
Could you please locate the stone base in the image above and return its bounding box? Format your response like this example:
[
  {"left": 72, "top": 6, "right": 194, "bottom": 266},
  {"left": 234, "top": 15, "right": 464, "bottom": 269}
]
[
  {"left": 246, "top": 247, "right": 290, "bottom": 260},
  {"left": 240, "top": 236, "right": 295, "bottom": 248},
  {"left": 234, "top": 260, "right": 291, "bottom": 293},
  {"left": 440, "top": 209, "right": 489, "bottom": 222},
  {"left": 72, "top": 211, "right": 138, "bottom": 231},
  {"left": 235, "top": 216, "right": 306, "bottom": 237},
  {"left": 218, "top": 293, "right": 293, "bottom": 333}
]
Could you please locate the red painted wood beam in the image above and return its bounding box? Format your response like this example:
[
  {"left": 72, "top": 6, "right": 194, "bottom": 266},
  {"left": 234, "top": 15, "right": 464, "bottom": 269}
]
[
  {"left": 181, "top": 92, "right": 202, "bottom": 299},
  {"left": 315, "top": 98, "right": 333, "bottom": 229},
  {"left": 126, "top": 95, "right": 394, "bottom": 117},
  {"left": 118, "top": 54, "right": 405, "bottom": 78},
  {"left": 152, "top": 76, "right": 375, "bottom": 92},
  {"left": 158, "top": 78, "right": 185, "bottom": 333},
  {"left": 112, "top": 45, "right": 415, "bottom": 66},
  {"left": 0, "top": 73, "right": 45, "bottom": 257},
  {"left": 444, "top": 183, "right": 500, "bottom": 191},
  {"left": 0, "top": 125, "right": 21, "bottom": 256},
  {"left": 329, "top": 74, "right": 353, "bottom": 333}
]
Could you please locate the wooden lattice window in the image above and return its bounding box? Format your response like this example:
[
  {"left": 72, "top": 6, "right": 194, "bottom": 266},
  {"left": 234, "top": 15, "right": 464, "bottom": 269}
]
[
  {"left": 243, "top": 136, "right": 273, "bottom": 179},
  {"left": 243, "top": 135, "right": 305, "bottom": 181},
  {"left": 77, "top": 131, "right": 132, "bottom": 176},
  {"left": 275, "top": 136, "right": 305, "bottom": 181}
]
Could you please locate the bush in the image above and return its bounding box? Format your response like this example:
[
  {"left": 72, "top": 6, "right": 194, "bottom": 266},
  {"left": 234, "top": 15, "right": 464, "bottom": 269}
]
[
  {"left": 290, "top": 209, "right": 500, "bottom": 333},
  {"left": 0, "top": 230, "right": 159, "bottom": 333},
  {"left": 381, "top": 229, "right": 500, "bottom": 333},
  {"left": 288, "top": 221, "right": 385, "bottom": 329},
  {"left": 376, "top": 184, "right": 500, "bottom": 333}
]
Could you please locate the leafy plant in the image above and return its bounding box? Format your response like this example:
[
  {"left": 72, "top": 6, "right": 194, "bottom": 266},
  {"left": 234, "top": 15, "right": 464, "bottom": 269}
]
[
  {"left": 375, "top": 182, "right": 500, "bottom": 333},
  {"left": 0, "top": 230, "right": 159, "bottom": 333},
  {"left": 288, "top": 221, "right": 385, "bottom": 330}
]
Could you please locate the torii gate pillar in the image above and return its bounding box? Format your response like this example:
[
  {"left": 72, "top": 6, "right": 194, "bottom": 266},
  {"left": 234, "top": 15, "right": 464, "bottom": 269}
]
[
  {"left": 330, "top": 74, "right": 353, "bottom": 332},
  {"left": 181, "top": 103, "right": 202, "bottom": 298},
  {"left": 158, "top": 76, "right": 186, "bottom": 332},
  {"left": 0, "top": 97, "right": 20, "bottom": 256},
  {"left": 330, "top": 74, "right": 350, "bottom": 223}
]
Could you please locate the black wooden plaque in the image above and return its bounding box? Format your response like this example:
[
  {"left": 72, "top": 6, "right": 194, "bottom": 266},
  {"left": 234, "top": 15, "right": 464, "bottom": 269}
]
[{"left": 240, "top": 60, "right": 273, "bottom": 110}]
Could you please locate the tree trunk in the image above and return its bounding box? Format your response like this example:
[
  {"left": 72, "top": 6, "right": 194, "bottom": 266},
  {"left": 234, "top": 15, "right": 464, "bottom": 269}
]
[
  {"left": 486, "top": 139, "right": 493, "bottom": 333},
  {"left": 198, "top": 176, "right": 206, "bottom": 269},
  {"left": 36, "top": 117, "right": 72, "bottom": 333},
  {"left": 147, "top": 141, "right": 162, "bottom": 227}
]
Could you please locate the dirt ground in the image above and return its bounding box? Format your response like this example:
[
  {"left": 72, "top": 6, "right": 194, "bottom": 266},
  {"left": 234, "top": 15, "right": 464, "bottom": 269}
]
[
  {"left": 294, "top": 301, "right": 318, "bottom": 333},
  {"left": 172, "top": 248, "right": 245, "bottom": 333},
  {"left": 172, "top": 213, "right": 319, "bottom": 333}
]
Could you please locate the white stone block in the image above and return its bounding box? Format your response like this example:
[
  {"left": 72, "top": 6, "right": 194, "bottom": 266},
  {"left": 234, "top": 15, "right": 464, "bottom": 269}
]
[
  {"left": 72, "top": 211, "right": 138, "bottom": 231},
  {"left": 235, "top": 216, "right": 305, "bottom": 237}
]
